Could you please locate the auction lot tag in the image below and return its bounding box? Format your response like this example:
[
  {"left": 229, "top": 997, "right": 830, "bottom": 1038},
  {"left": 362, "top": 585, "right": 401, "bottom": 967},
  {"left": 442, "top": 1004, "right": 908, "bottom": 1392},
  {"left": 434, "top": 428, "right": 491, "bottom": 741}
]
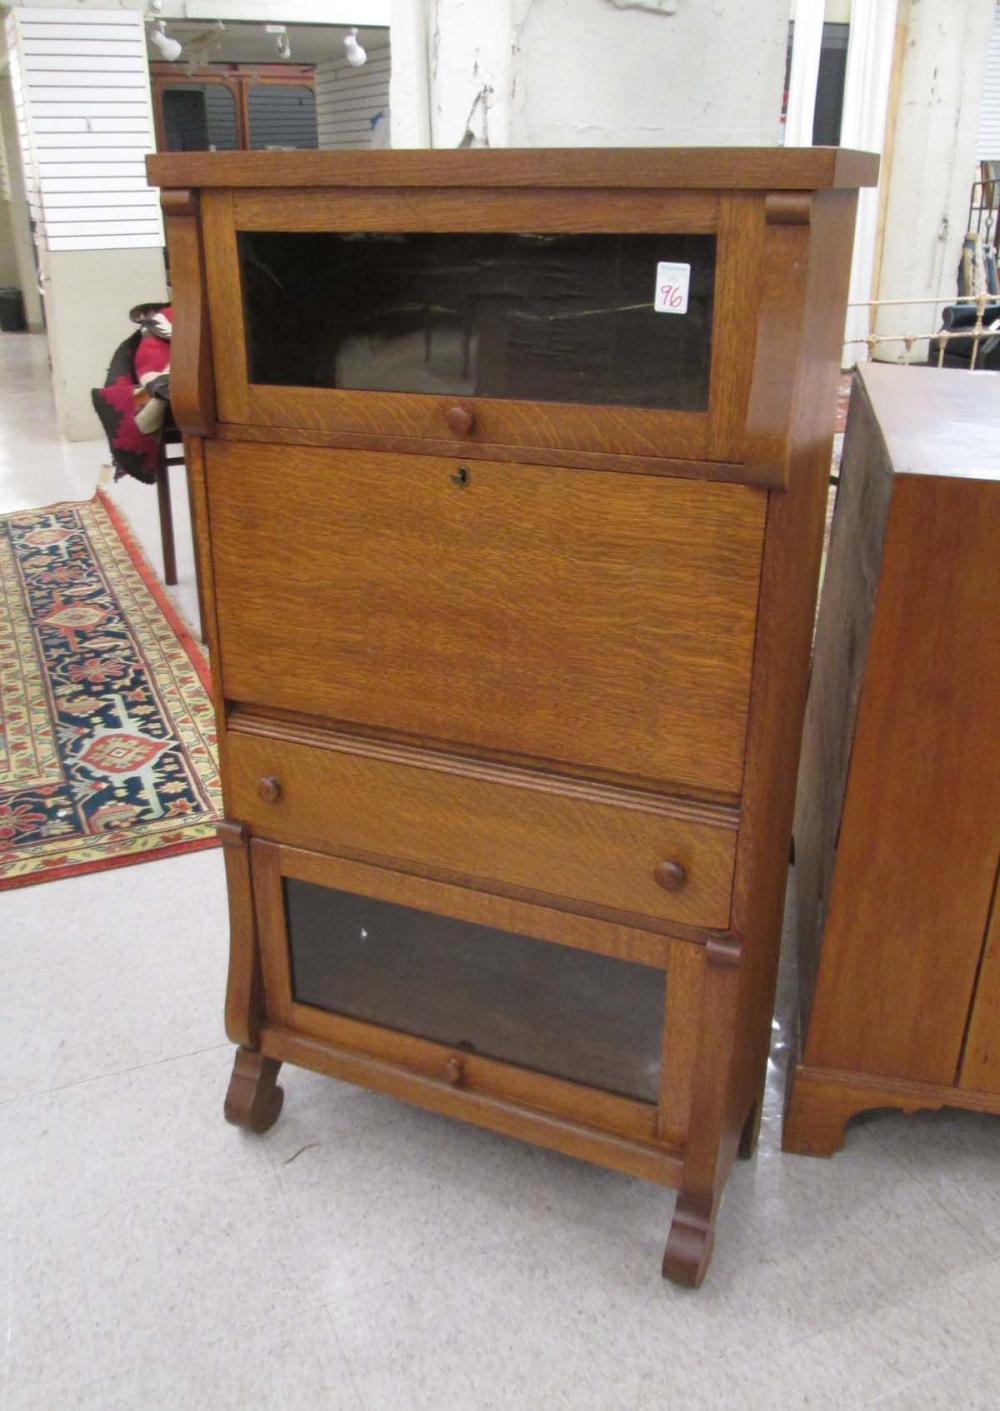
[{"left": 654, "top": 262, "right": 691, "bottom": 315}]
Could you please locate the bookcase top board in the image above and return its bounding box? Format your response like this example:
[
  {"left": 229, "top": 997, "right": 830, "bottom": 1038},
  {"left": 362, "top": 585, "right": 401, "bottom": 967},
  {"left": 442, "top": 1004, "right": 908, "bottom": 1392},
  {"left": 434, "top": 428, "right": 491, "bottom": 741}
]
[{"left": 146, "top": 147, "right": 879, "bottom": 192}]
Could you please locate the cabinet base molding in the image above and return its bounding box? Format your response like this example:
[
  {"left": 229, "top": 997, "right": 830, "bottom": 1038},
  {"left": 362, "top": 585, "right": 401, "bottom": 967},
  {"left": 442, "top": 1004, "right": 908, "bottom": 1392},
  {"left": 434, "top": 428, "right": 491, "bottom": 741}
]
[
  {"left": 256, "top": 1026, "right": 684, "bottom": 1189},
  {"left": 782, "top": 1063, "right": 1000, "bottom": 1158}
]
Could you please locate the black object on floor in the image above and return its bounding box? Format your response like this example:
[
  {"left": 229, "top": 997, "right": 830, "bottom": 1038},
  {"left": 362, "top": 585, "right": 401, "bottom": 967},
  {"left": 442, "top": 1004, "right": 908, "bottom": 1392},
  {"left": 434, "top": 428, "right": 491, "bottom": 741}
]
[{"left": 0, "top": 287, "right": 27, "bottom": 332}]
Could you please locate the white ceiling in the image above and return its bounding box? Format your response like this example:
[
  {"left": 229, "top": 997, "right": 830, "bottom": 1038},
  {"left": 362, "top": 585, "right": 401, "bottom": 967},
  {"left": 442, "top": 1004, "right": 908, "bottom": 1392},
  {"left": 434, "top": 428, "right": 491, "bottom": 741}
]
[{"left": 147, "top": 21, "right": 389, "bottom": 68}]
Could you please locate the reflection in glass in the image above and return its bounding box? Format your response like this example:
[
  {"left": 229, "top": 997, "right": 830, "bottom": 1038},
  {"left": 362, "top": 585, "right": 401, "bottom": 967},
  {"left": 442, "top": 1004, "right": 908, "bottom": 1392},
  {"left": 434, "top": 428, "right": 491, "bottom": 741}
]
[
  {"left": 161, "top": 84, "right": 237, "bottom": 152},
  {"left": 286, "top": 879, "right": 665, "bottom": 1102},
  {"left": 247, "top": 84, "right": 318, "bottom": 150},
  {"left": 240, "top": 231, "right": 715, "bottom": 410}
]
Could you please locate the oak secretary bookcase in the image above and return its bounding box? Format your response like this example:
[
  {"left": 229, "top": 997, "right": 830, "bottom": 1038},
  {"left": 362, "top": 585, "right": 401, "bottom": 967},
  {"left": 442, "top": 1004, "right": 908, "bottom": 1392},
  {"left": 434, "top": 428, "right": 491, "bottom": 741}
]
[{"left": 147, "top": 148, "right": 877, "bottom": 1287}]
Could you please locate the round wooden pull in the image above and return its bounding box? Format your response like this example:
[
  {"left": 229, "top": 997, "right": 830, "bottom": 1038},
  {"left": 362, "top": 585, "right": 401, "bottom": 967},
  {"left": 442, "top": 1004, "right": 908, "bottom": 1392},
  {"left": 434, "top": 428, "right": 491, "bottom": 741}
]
[
  {"left": 442, "top": 1056, "right": 464, "bottom": 1086},
  {"left": 446, "top": 404, "right": 475, "bottom": 436},
  {"left": 258, "top": 776, "right": 281, "bottom": 804},
  {"left": 654, "top": 860, "right": 687, "bottom": 892}
]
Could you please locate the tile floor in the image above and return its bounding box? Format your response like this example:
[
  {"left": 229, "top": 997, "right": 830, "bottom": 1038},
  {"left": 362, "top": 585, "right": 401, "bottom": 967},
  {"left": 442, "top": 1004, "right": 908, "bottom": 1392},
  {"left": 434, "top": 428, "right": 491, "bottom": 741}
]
[{"left": 2, "top": 330, "right": 999, "bottom": 1410}]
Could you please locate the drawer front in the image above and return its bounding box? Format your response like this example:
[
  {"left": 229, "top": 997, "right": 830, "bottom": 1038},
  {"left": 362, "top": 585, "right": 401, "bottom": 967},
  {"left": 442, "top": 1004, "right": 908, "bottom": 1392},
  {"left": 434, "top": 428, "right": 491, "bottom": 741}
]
[
  {"left": 207, "top": 442, "right": 765, "bottom": 796},
  {"left": 227, "top": 727, "right": 737, "bottom": 930}
]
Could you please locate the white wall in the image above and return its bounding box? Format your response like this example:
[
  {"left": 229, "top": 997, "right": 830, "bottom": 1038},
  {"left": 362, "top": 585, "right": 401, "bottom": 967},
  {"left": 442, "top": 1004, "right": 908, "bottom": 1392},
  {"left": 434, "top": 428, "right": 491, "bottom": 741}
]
[
  {"left": 391, "top": 0, "right": 789, "bottom": 149},
  {"left": 7, "top": 0, "right": 390, "bottom": 21},
  {"left": 0, "top": 72, "right": 43, "bottom": 328}
]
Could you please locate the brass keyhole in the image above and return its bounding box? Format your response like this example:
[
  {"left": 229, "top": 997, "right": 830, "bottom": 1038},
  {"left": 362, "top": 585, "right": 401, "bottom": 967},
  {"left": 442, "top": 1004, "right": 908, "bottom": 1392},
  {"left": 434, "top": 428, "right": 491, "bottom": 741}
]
[{"left": 451, "top": 465, "right": 470, "bottom": 486}]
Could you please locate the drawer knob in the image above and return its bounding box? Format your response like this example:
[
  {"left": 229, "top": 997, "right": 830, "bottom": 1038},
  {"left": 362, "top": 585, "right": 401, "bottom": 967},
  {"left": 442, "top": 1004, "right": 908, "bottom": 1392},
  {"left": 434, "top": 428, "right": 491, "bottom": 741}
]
[
  {"left": 654, "top": 860, "right": 687, "bottom": 892},
  {"left": 442, "top": 1056, "right": 464, "bottom": 1086},
  {"left": 446, "top": 404, "right": 475, "bottom": 436},
  {"left": 258, "top": 776, "right": 281, "bottom": 804}
]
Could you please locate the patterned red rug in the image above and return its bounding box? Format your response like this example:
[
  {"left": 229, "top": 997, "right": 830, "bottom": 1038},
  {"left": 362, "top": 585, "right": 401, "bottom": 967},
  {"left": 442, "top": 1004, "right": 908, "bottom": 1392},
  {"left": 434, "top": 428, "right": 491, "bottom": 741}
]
[{"left": 0, "top": 490, "right": 221, "bottom": 890}]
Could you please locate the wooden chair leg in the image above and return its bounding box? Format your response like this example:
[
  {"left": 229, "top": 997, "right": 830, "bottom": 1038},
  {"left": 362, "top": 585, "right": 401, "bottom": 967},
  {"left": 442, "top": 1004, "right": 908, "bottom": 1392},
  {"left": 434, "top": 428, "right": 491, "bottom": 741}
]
[{"left": 156, "top": 451, "right": 178, "bottom": 586}]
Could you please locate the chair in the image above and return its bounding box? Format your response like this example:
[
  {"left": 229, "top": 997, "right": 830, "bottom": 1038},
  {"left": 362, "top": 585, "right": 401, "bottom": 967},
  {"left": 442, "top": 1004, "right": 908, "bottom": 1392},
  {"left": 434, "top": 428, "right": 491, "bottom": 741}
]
[{"left": 154, "top": 420, "right": 206, "bottom": 642}]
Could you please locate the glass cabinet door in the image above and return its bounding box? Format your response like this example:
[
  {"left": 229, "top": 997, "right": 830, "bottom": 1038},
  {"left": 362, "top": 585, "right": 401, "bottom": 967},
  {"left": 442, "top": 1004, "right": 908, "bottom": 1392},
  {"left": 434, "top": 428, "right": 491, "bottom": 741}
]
[
  {"left": 284, "top": 876, "right": 666, "bottom": 1103},
  {"left": 238, "top": 230, "right": 715, "bottom": 413}
]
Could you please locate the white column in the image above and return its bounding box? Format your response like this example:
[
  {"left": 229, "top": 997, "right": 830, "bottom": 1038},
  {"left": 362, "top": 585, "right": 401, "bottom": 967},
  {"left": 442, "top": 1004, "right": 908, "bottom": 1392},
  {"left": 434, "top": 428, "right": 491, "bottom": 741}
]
[
  {"left": 388, "top": 0, "right": 431, "bottom": 147},
  {"left": 785, "top": 0, "right": 825, "bottom": 147},
  {"left": 838, "top": 0, "right": 898, "bottom": 364},
  {"left": 872, "top": 0, "right": 996, "bottom": 364},
  {"left": 390, "top": 0, "right": 790, "bottom": 149}
]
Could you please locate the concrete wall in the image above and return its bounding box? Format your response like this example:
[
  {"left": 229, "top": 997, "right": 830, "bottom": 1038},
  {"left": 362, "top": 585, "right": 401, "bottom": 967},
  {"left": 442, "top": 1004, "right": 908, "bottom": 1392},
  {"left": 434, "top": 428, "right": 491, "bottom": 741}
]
[
  {"left": 874, "top": 0, "right": 995, "bottom": 361},
  {"left": 391, "top": 0, "right": 789, "bottom": 149},
  {"left": 41, "top": 245, "right": 167, "bottom": 440},
  {"left": 0, "top": 200, "right": 19, "bottom": 288},
  {"left": 0, "top": 72, "right": 42, "bottom": 329}
]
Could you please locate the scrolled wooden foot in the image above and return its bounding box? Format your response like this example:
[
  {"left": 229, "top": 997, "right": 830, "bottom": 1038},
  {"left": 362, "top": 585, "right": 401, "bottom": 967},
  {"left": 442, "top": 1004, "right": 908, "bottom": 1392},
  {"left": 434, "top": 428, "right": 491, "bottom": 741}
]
[
  {"left": 224, "top": 1046, "right": 284, "bottom": 1134},
  {"left": 662, "top": 1193, "right": 716, "bottom": 1289}
]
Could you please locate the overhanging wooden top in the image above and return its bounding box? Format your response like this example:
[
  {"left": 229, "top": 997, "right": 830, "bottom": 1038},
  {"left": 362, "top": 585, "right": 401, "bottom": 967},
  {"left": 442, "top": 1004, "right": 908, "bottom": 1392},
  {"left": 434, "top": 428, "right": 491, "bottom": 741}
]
[{"left": 146, "top": 147, "right": 879, "bottom": 192}]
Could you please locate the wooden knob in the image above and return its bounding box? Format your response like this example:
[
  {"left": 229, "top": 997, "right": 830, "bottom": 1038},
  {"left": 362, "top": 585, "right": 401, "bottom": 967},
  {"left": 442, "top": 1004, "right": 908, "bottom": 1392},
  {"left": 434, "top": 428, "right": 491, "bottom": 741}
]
[
  {"left": 654, "top": 860, "right": 687, "bottom": 892},
  {"left": 446, "top": 404, "right": 475, "bottom": 436},
  {"left": 442, "top": 1056, "right": 464, "bottom": 1086},
  {"left": 258, "top": 776, "right": 281, "bottom": 804}
]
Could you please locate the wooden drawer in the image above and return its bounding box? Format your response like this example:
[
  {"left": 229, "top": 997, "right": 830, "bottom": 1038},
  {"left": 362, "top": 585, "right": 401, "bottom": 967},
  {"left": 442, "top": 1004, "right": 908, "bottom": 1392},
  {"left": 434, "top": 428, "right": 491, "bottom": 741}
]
[
  {"left": 206, "top": 441, "right": 765, "bottom": 797},
  {"left": 226, "top": 724, "right": 737, "bottom": 931}
]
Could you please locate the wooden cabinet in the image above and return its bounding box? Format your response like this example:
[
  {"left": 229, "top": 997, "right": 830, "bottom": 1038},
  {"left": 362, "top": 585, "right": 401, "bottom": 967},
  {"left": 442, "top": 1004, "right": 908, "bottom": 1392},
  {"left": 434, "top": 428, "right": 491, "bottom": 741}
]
[
  {"left": 147, "top": 147, "right": 876, "bottom": 1286},
  {"left": 784, "top": 363, "right": 1000, "bottom": 1156}
]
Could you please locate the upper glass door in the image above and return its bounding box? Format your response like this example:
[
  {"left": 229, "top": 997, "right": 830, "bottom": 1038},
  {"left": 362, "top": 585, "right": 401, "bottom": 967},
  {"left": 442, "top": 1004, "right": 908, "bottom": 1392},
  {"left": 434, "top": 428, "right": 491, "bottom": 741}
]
[
  {"left": 239, "top": 230, "right": 715, "bottom": 412},
  {"left": 203, "top": 186, "right": 765, "bottom": 467}
]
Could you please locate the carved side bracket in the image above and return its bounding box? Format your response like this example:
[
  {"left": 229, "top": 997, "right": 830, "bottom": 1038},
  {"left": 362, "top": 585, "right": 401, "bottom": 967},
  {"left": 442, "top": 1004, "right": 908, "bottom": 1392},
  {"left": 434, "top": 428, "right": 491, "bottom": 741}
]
[
  {"left": 742, "top": 191, "right": 814, "bottom": 490},
  {"left": 161, "top": 187, "right": 216, "bottom": 436},
  {"left": 764, "top": 191, "right": 812, "bottom": 226},
  {"left": 706, "top": 935, "right": 742, "bottom": 971},
  {"left": 219, "top": 819, "right": 263, "bottom": 1049}
]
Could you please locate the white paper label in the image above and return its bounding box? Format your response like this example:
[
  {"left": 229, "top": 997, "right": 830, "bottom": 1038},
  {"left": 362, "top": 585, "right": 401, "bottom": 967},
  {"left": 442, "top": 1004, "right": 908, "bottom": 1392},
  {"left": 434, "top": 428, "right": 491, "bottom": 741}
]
[{"left": 654, "top": 262, "right": 690, "bottom": 315}]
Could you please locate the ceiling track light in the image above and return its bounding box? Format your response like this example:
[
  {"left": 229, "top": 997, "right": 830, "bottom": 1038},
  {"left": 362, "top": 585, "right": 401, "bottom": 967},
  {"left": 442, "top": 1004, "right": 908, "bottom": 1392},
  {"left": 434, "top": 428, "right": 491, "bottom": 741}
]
[
  {"left": 265, "top": 23, "right": 291, "bottom": 60},
  {"left": 344, "top": 27, "right": 367, "bottom": 67},
  {"left": 147, "top": 20, "right": 182, "bottom": 62}
]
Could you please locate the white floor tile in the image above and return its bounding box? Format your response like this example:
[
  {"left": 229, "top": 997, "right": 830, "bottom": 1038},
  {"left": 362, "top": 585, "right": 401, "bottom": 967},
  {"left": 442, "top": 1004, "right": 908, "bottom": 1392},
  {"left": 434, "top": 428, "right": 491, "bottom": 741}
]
[
  {"left": 865, "top": 1107, "right": 1000, "bottom": 1255},
  {"left": 98, "top": 1306, "right": 362, "bottom": 1411},
  {"left": 0, "top": 848, "right": 228, "bottom": 1102}
]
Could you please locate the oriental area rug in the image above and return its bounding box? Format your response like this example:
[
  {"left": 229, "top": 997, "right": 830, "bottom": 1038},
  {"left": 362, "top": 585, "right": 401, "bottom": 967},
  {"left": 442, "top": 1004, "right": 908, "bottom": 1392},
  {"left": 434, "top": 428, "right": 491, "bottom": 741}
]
[{"left": 0, "top": 491, "right": 221, "bottom": 890}]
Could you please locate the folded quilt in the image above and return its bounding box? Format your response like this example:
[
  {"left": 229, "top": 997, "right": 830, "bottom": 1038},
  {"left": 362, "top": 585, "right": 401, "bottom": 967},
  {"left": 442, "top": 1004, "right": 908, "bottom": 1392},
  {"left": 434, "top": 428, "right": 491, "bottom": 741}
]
[{"left": 91, "top": 302, "right": 172, "bottom": 484}]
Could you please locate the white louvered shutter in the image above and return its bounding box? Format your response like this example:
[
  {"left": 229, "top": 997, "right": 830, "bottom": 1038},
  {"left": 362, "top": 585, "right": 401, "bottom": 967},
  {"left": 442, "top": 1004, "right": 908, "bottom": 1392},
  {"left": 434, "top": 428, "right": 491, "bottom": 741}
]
[{"left": 5, "top": 7, "right": 162, "bottom": 252}]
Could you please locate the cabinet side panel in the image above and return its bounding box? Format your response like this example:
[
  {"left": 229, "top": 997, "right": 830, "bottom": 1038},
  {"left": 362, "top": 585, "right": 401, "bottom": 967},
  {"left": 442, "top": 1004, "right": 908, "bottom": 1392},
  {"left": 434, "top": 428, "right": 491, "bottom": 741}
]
[
  {"left": 729, "top": 188, "right": 859, "bottom": 1141},
  {"left": 804, "top": 475, "right": 1000, "bottom": 1084},
  {"left": 793, "top": 373, "right": 893, "bottom": 1037}
]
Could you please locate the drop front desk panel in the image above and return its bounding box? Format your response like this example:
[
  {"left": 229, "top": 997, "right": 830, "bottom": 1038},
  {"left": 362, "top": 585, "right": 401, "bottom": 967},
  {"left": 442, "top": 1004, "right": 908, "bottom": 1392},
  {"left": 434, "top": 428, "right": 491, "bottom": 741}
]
[{"left": 147, "top": 148, "right": 878, "bottom": 1287}]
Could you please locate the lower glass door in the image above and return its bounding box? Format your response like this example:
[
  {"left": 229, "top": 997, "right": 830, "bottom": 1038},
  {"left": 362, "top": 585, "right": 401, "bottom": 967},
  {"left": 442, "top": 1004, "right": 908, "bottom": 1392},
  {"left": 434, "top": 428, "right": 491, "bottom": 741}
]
[{"left": 285, "top": 877, "right": 666, "bottom": 1103}]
